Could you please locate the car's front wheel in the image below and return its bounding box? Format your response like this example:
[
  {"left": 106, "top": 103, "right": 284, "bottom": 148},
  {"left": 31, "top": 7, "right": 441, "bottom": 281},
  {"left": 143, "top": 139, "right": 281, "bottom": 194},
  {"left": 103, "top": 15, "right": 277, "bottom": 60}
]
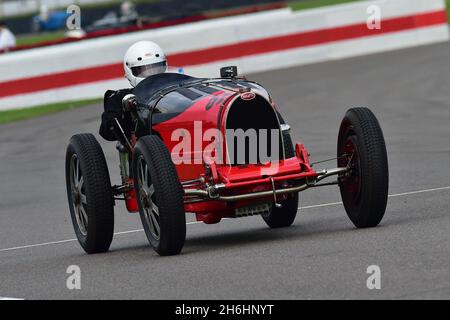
[
  {"left": 132, "top": 135, "right": 186, "bottom": 256},
  {"left": 337, "top": 107, "right": 389, "bottom": 228},
  {"left": 65, "top": 134, "right": 114, "bottom": 254}
]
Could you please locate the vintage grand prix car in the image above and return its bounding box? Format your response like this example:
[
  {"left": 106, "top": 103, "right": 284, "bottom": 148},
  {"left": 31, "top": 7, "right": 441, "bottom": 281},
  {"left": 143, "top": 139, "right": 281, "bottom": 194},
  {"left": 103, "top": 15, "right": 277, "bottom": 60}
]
[{"left": 65, "top": 67, "right": 389, "bottom": 256}]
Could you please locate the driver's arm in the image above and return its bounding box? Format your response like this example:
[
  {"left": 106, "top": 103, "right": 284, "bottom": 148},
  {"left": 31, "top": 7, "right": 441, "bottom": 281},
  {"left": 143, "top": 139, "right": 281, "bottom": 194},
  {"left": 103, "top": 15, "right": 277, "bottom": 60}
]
[{"left": 99, "top": 89, "right": 134, "bottom": 141}]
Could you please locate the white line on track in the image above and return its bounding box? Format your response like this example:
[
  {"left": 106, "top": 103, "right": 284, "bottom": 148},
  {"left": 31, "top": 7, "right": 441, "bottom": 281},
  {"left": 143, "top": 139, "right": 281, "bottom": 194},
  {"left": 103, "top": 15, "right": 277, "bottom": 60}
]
[
  {"left": 387, "top": 186, "right": 450, "bottom": 197},
  {"left": 0, "top": 297, "right": 24, "bottom": 300},
  {"left": 0, "top": 185, "right": 449, "bottom": 254},
  {"left": 299, "top": 185, "right": 450, "bottom": 209},
  {"left": 0, "top": 221, "right": 199, "bottom": 253}
]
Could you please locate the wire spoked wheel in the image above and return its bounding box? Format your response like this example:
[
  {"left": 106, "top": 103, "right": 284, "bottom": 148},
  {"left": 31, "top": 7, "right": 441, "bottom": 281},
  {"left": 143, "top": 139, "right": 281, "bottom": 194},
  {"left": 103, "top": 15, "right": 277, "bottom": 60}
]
[
  {"left": 69, "top": 154, "right": 88, "bottom": 235},
  {"left": 338, "top": 135, "right": 361, "bottom": 206},
  {"left": 337, "top": 107, "right": 389, "bottom": 228},
  {"left": 133, "top": 135, "right": 186, "bottom": 256},
  {"left": 136, "top": 156, "right": 160, "bottom": 240},
  {"left": 65, "top": 133, "right": 114, "bottom": 254}
]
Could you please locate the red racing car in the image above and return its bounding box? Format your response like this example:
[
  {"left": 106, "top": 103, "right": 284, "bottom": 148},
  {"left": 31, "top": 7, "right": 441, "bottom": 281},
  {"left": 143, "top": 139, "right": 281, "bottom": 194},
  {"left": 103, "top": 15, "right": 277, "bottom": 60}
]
[{"left": 65, "top": 67, "right": 389, "bottom": 256}]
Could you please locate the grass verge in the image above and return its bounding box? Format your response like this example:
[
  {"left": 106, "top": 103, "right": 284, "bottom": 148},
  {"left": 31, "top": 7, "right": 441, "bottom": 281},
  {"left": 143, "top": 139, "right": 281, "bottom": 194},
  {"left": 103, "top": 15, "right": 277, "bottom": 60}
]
[
  {"left": 447, "top": 0, "right": 450, "bottom": 21},
  {"left": 0, "top": 98, "right": 102, "bottom": 125},
  {"left": 289, "top": 0, "right": 361, "bottom": 11},
  {"left": 290, "top": 0, "right": 450, "bottom": 22},
  {"left": 16, "top": 31, "right": 67, "bottom": 46}
]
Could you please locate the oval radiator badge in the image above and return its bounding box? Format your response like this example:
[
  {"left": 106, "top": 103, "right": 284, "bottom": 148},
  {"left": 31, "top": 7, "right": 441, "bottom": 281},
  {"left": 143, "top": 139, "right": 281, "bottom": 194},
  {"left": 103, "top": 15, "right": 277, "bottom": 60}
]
[{"left": 240, "top": 92, "right": 256, "bottom": 101}]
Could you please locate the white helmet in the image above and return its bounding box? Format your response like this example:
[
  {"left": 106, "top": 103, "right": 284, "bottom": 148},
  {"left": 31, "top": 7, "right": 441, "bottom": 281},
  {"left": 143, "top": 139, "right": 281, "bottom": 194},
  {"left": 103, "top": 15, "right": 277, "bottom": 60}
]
[{"left": 124, "top": 41, "right": 167, "bottom": 87}]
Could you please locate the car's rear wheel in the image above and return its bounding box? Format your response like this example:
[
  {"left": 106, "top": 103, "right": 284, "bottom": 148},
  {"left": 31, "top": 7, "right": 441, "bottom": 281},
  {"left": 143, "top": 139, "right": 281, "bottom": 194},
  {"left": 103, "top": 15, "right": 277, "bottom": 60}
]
[
  {"left": 337, "top": 107, "right": 389, "bottom": 228},
  {"left": 132, "top": 135, "right": 186, "bottom": 256},
  {"left": 261, "top": 193, "right": 299, "bottom": 228},
  {"left": 65, "top": 134, "right": 114, "bottom": 254}
]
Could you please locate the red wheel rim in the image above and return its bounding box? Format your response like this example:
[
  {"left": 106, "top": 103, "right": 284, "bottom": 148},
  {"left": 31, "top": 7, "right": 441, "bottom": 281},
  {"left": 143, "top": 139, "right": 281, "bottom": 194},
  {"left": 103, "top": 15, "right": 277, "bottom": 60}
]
[{"left": 339, "top": 136, "right": 361, "bottom": 201}]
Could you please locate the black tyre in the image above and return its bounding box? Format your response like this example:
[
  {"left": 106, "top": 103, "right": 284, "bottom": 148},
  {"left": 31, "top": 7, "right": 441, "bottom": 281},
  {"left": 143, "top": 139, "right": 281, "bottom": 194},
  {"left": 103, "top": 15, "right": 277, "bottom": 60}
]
[
  {"left": 337, "top": 107, "right": 389, "bottom": 228},
  {"left": 262, "top": 193, "right": 299, "bottom": 228},
  {"left": 132, "top": 135, "right": 186, "bottom": 256},
  {"left": 65, "top": 134, "right": 114, "bottom": 253}
]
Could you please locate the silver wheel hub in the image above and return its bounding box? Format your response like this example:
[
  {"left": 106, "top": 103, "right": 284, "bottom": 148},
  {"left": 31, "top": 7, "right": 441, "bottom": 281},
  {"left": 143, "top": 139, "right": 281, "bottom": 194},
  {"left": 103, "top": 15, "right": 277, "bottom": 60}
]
[
  {"left": 138, "top": 157, "right": 160, "bottom": 240},
  {"left": 70, "top": 155, "right": 88, "bottom": 236}
]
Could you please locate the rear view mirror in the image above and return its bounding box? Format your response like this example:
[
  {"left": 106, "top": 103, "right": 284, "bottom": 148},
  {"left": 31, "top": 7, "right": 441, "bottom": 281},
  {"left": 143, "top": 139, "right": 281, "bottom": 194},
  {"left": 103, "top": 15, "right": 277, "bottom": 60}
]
[{"left": 220, "top": 66, "right": 238, "bottom": 78}]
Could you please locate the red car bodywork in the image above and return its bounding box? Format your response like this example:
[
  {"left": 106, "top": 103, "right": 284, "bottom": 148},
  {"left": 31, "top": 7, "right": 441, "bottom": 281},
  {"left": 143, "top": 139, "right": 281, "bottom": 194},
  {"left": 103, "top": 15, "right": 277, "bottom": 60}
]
[{"left": 123, "top": 78, "right": 319, "bottom": 224}]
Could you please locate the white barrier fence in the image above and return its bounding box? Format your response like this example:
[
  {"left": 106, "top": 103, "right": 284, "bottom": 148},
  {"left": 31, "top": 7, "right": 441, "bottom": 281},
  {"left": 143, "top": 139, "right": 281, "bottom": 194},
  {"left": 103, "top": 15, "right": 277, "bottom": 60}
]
[{"left": 0, "top": 0, "right": 448, "bottom": 110}]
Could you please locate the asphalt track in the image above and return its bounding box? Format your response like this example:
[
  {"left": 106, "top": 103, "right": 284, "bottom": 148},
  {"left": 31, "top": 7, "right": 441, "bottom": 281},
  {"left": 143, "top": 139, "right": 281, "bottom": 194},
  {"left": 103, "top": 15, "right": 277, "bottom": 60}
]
[{"left": 1, "top": 42, "right": 450, "bottom": 300}]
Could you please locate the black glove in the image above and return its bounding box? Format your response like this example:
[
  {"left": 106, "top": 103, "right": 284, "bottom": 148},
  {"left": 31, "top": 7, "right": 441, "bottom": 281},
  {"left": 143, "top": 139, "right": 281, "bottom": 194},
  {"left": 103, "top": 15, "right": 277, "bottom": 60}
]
[{"left": 99, "top": 89, "right": 133, "bottom": 141}]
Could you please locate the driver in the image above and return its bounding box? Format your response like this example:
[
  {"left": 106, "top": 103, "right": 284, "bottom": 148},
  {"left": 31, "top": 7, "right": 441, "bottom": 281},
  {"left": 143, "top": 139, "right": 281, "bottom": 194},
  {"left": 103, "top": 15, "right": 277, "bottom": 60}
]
[{"left": 99, "top": 40, "right": 167, "bottom": 141}]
